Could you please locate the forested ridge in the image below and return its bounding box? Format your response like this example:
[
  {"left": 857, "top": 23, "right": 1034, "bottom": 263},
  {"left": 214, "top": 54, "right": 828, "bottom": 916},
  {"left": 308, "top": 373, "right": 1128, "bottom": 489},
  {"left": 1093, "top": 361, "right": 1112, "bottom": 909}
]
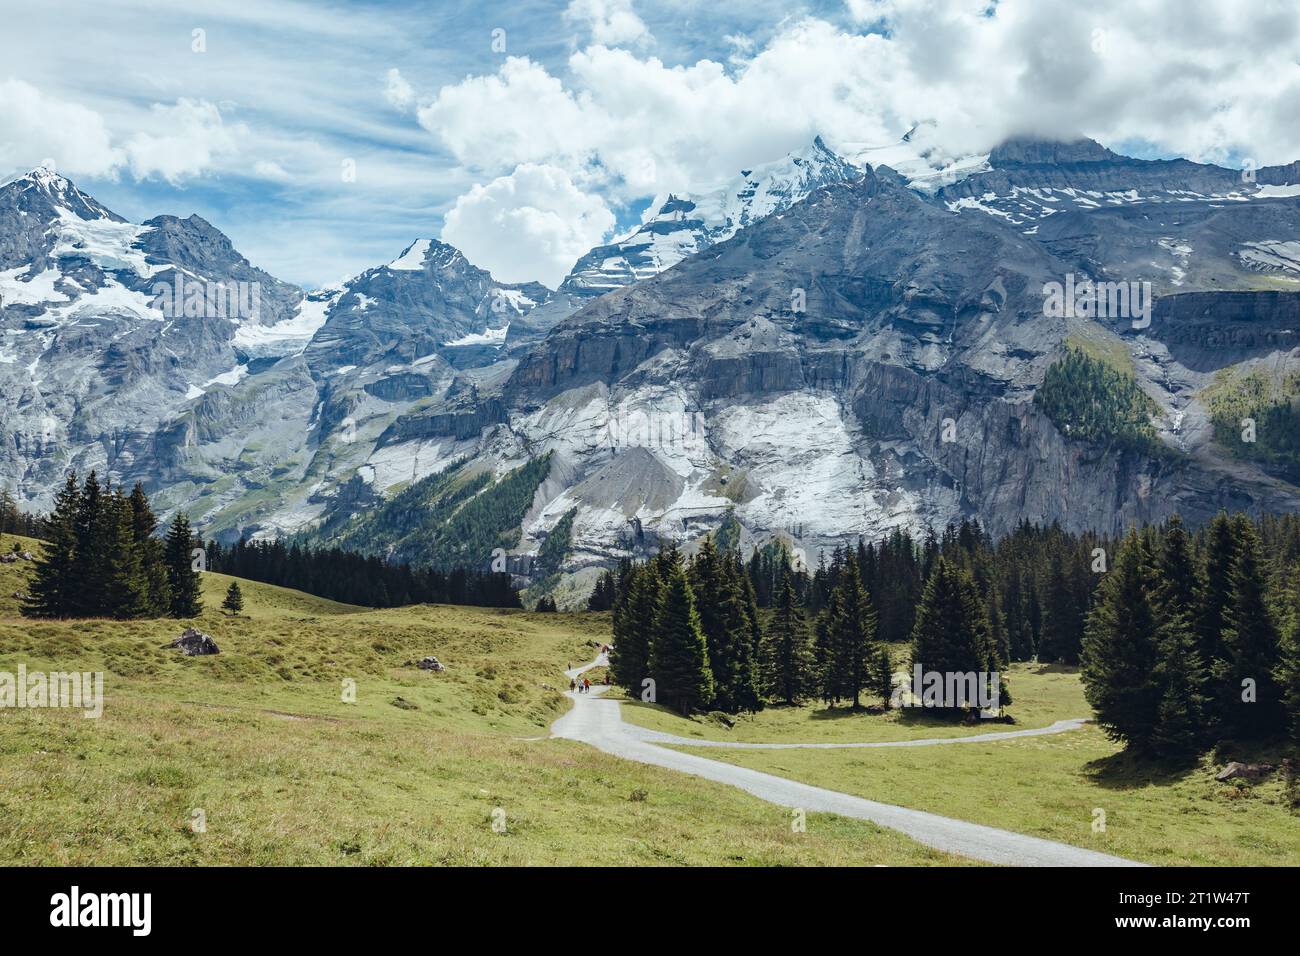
[
  {"left": 303, "top": 454, "right": 553, "bottom": 570},
  {"left": 1034, "top": 344, "right": 1160, "bottom": 454}
]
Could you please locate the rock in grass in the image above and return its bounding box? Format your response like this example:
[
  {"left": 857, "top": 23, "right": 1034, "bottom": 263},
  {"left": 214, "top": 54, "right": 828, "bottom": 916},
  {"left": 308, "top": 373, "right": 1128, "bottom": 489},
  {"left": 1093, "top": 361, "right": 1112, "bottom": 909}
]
[
  {"left": 165, "top": 627, "right": 220, "bottom": 656},
  {"left": 415, "top": 656, "right": 445, "bottom": 672},
  {"left": 391, "top": 696, "right": 419, "bottom": 710},
  {"left": 1215, "top": 761, "right": 1275, "bottom": 782}
]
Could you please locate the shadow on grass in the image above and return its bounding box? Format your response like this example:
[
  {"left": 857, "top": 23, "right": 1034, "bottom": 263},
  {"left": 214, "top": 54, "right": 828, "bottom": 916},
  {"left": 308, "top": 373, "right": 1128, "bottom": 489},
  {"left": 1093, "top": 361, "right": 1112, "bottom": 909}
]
[
  {"left": 1083, "top": 748, "right": 1203, "bottom": 789},
  {"left": 1025, "top": 663, "right": 1081, "bottom": 676}
]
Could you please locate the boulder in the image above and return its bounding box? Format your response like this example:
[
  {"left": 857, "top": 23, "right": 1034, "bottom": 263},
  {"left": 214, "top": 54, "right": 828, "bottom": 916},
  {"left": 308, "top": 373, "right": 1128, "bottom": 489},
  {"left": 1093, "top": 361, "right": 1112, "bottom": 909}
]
[
  {"left": 416, "top": 656, "right": 445, "bottom": 672},
  {"left": 165, "top": 627, "right": 220, "bottom": 656},
  {"left": 1215, "top": 761, "right": 1276, "bottom": 782}
]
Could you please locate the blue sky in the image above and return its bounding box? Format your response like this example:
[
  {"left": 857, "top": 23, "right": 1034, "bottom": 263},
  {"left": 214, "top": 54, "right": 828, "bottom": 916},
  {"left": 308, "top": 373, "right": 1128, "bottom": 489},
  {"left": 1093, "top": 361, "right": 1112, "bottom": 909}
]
[{"left": 2, "top": 0, "right": 1297, "bottom": 288}]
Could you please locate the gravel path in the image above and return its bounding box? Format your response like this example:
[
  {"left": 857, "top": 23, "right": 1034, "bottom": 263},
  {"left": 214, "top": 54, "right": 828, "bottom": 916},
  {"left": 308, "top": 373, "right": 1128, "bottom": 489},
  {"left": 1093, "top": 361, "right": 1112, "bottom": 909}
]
[{"left": 553, "top": 653, "right": 1144, "bottom": 867}]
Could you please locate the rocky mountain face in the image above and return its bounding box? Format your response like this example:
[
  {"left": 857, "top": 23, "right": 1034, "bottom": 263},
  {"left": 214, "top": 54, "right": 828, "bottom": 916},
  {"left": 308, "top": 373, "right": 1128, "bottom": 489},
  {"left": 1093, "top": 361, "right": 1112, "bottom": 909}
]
[
  {"left": 3, "top": 137, "right": 1300, "bottom": 605},
  {"left": 0, "top": 171, "right": 549, "bottom": 531},
  {"left": 326, "top": 140, "right": 1300, "bottom": 602},
  {"left": 509, "top": 137, "right": 864, "bottom": 345}
]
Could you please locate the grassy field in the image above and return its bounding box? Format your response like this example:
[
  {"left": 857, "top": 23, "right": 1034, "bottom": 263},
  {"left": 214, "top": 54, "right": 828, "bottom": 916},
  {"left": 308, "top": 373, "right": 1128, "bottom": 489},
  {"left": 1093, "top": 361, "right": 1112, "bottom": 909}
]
[
  {"left": 610, "top": 636, "right": 1300, "bottom": 866},
  {"left": 660, "top": 722, "right": 1300, "bottom": 866},
  {"left": 619, "top": 662, "right": 1087, "bottom": 743},
  {"left": 0, "top": 535, "right": 963, "bottom": 866}
]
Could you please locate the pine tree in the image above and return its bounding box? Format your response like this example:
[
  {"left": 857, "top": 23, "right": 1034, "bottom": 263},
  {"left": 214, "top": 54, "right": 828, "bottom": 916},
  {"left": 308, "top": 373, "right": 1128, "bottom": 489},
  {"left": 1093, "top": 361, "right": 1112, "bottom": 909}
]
[
  {"left": 688, "top": 537, "right": 728, "bottom": 708},
  {"left": 129, "top": 482, "right": 172, "bottom": 615},
  {"left": 1216, "top": 519, "right": 1285, "bottom": 739},
  {"left": 22, "top": 474, "right": 81, "bottom": 618},
  {"left": 869, "top": 644, "right": 895, "bottom": 707},
  {"left": 102, "top": 489, "right": 149, "bottom": 619},
  {"left": 609, "top": 563, "right": 657, "bottom": 695},
  {"left": 1198, "top": 512, "right": 1239, "bottom": 688},
  {"left": 164, "top": 512, "right": 203, "bottom": 618},
  {"left": 649, "top": 561, "right": 714, "bottom": 715},
  {"left": 1081, "top": 530, "right": 1160, "bottom": 750},
  {"left": 910, "top": 558, "right": 997, "bottom": 715},
  {"left": 1038, "top": 551, "right": 1082, "bottom": 663},
  {"left": 72, "top": 471, "right": 109, "bottom": 616},
  {"left": 1146, "top": 518, "right": 1211, "bottom": 758},
  {"left": 812, "top": 575, "right": 840, "bottom": 705},
  {"left": 765, "top": 572, "right": 812, "bottom": 705},
  {"left": 222, "top": 580, "right": 244, "bottom": 614},
  {"left": 825, "top": 556, "right": 879, "bottom": 710},
  {"left": 734, "top": 555, "right": 765, "bottom": 712},
  {"left": 1277, "top": 573, "right": 1300, "bottom": 742}
]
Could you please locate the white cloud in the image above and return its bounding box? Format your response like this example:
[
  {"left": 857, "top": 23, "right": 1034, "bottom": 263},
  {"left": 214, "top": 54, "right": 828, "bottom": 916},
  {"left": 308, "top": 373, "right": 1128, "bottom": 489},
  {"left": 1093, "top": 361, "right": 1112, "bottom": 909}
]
[
  {"left": 252, "top": 159, "right": 293, "bottom": 182},
  {"left": 0, "top": 82, "right": 245, "bottom": 186},
  {"left": 563, "top": 0, "right": 652, "bottom": 47},
  {"left": 418, "top": 57, "right": 593, "bottom": 174},
  {"left": 422, "top": 0, "right": 1300, "bottom": 205},
  {"left": 384, "top": 68, "right": 415, "bottom": 111},
  {"left": 0, "top": 79, "right": 124, "bottom": 177},
  {"left": 440, "top": 163, "right": 615, "bottom": 287},
  {"left": 124, "top": 99, "right": 243, "bottom": 183}
]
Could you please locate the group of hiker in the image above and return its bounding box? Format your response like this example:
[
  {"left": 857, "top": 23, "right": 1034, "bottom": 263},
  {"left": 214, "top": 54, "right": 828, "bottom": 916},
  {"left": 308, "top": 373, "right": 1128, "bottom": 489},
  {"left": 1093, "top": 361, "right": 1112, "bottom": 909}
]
[{"left": 570, "top": 676, "right": 592, "bottom": 693}]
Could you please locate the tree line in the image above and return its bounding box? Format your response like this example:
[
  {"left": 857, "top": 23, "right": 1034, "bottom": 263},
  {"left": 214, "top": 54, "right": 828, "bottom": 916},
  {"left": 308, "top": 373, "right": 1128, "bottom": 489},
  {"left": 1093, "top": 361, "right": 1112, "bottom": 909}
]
[
  {"left": 607, "top": 534, "right": 1006, "bottom": 717},
  {"left": 0, "top": 487, "right": 46, "bottom": 538},
  {"left": 600, "top": 512, "right": 1300, "bottom": 752},
  {"left": 23, "top": 473, "right": 202, "bottom": 619},
  {"left": 1083, "top": 514, "right": 1300, "bottom": 758},
  {"left": 205, "top": 538, "right": 522, "bottom": 608}
]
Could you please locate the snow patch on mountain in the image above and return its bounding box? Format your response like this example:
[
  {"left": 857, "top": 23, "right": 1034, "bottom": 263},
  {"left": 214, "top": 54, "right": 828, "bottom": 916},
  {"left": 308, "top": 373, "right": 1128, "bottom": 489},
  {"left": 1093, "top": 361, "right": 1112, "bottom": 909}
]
[
  {"left": 443, "top": 324, "right": 508, "bottom": 347},
  {"left": 836, "top": 136, "right": 989, "bottom": 193},
  {"left": 558, "top": 138, "right": 860, "bottom": 298},
  {"left": 387, "top": 239, "right": 432, "bottom": 271},
  {"left": 0, "top": 266, "right": 68, "bottom": 306},
  {"left": 233, "top": 288, "right": 336, "bottom": 358},
  {"left": 1237, "top": 240, "right": 1300, "bottom": 276},
  {"left": 52, "top": 208, "right": 160, "bottom": 278},
  {"left": 714, "top": 393, "right": 880, "bottom": 535}
]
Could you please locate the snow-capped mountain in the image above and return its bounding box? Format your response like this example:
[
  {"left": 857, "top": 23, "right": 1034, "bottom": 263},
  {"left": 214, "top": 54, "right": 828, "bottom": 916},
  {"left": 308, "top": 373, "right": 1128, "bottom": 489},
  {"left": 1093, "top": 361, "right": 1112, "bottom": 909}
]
[
  {"left": 5, "top": 136, "right": 1300, "bottom": 607},
  {"left": 510, "top": 137, "right": 863, "bottom": 344},
  {"left": 0, "top": 168, "right": 547, "bottom": 525},
  {"left": 560, "top": 136, "right": 861, "bottom": 300},
  {"left": 309, "top": 138, "right": 1300, "bottom": 604}
]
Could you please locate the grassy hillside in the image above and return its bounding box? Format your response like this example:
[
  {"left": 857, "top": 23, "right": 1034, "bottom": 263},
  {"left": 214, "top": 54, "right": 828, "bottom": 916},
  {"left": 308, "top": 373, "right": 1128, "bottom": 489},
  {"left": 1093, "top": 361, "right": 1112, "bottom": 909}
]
[{"left": 0, "top": 539, "right": 963, "bottom": 866}]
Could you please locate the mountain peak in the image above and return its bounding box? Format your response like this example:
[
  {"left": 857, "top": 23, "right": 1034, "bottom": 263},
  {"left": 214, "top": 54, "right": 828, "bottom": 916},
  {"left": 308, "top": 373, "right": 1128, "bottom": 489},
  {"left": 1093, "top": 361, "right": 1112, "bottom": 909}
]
[
  {"left": 988, "top": 137, "right": 1119, "bottom": 167},
  {"left": 3, "top": 165, "right": 122, "bottom": 222}
]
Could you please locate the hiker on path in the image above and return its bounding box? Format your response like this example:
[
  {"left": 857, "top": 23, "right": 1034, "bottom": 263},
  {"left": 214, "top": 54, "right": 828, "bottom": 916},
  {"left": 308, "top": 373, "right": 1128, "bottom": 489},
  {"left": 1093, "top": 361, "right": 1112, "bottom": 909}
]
[
  {"left": 583, "top": 678, "right": 590, "bottom": 692},
  {"left": 570, "top": 678, "right": 576, "bottom": 692}
]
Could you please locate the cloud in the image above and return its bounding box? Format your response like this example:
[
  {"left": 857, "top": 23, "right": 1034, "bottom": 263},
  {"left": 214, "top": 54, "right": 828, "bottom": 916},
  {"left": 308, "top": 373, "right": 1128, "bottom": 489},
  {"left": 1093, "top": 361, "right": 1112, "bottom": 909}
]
[
  {"left": 440, "top": 163, "right": 615, "bottom": 287},
  {"left": 418, "top": 57, "right": 593, "bottom": 175},
  {"left": 0, "top": 79, "right": 124, "bottom": 177},
  {"left": 384, "top": 68, "right": 415, "bottom": 111},
  {"left": 0, "top": 82, "right": 245, "bottom": 186},
  {"left": 422, "top": 0, "right": 1300, "bottom": 203},
  {"left": 124, "top": 99, "right": 243, "bottom": 183},
  {"left": 563, "top": 0, "right": 652, "bottom": 47}
]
